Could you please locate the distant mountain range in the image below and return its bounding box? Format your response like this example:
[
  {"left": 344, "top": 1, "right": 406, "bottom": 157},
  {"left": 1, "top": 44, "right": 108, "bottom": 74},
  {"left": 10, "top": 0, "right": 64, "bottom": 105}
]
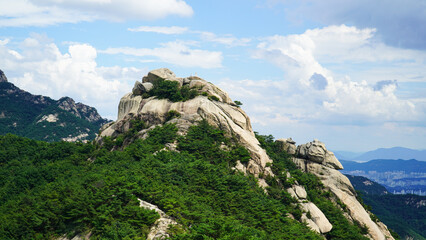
[
  {"left": 341, "top": 159, "right": 426, "bottom": 195},
  {"left": 335, "top": 147, "right": 426, "bottom": 162},
  {"left": 346, "top": 174, "right": 426, "bottom": 240},
  {"left": 0, "top": 69, "right": 109, "bottom": 142}
]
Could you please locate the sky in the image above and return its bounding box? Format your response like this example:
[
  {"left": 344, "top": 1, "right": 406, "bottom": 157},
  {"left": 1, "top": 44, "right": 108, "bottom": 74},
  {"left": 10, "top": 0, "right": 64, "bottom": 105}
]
[{"left": 1, "top": 0, "right": 426, "bottom": 152}]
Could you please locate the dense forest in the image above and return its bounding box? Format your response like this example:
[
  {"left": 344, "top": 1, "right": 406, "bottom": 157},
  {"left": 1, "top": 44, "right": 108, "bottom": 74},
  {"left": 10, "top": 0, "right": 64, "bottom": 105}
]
[
  {"left": 346, "top": 175, "right": 425, "bottom": 240},
  {"left": 0, "top": 81, "right": 107, "bottom": 142},
  {"left": 0, "top": 118, "right": 374, "bottom": 239}
]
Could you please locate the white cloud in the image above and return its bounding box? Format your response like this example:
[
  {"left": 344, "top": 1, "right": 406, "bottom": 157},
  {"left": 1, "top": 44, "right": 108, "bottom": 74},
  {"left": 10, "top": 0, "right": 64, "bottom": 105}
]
[
  {"left": 199, "top": 31, "right": 251, "bottom": 47},
  {"left": 128, "top": 26, "right": 189, "bottom": 35},
  {"left": 247, "top": 25, "right": 426, "bottom": 126},
  {"left": 0, "top": 0, "right": 193, "bottom": 27},
  {"left": 101, "top": 41, "right": 223, "bottom": 69},
  {"left": 0, "top": 34, "right": 143, "bottom": 118}
]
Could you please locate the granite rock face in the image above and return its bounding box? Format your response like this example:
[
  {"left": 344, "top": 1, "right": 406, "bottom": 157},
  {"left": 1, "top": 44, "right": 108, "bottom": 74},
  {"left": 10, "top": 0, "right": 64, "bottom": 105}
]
[
  {"left": 287, "top": 140, "right": 394, "bottom": 240},
  {"left": 276, "top": 138, "right": 297, "bottom": 155},
  {"left": 296, "top": 139, "right": 343, "bottom": 170},
  {"left": 98, "top": 68, "right": 273, "bottom": 187}
]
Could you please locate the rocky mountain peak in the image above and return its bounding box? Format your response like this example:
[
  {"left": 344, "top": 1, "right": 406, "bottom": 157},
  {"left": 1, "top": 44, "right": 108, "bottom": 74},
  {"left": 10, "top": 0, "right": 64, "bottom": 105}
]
[
  {"left": 99, "top": 68, "right": 273, "bottom": 186},
  {"left": 0, "top": 70, "right": 7, "bottom": 83},
  {"left": 97, "top": 68, "right": 395, "bottom": 239},
  {"left": 57, "top": 96, "right": 109, "bottom": 125}
]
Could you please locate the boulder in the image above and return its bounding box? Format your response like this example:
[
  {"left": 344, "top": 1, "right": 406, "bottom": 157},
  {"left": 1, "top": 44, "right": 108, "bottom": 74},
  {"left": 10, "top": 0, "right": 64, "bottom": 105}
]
[
  {"left": 132, "top": 81, "right": 144, "bottom": 95},
  {"left": 294, "top": 185, "right": 307, "bottom": 199},
  {"left": 296, "top": 139, "right": 343, "bottom": 170},
  {"left": 132, "top": 81, "right": 154, "bottom": 96},
  {"left": 142, "top": 68, "right": 183, "bottom": 87},
  {"left": 300, "top": 202, "right": 333, "bottom": 233},
  {"left": 276, "top": 138, "right": 297, "bottom": 155}
]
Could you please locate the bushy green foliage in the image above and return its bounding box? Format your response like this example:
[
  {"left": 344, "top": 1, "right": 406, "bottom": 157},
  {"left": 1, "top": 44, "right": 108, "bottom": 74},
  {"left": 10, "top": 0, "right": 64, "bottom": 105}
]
[
  {"left": 148, "top": 80, "right": 198, "bottom": 102},
  {"left": 234, "top": 100, "right": 243, "bottom": 106},
  {"left": 360, "top": 194, "right": 425, "bottom": 240},
  {"left": 208, "top": 95, "right": 220, "bottom": 101},
  {"left": 165, "top": 110, "right": 181, "bottom": 122},
  {"left": 0, "top": 122, "right": 323, "bottom": 239}
]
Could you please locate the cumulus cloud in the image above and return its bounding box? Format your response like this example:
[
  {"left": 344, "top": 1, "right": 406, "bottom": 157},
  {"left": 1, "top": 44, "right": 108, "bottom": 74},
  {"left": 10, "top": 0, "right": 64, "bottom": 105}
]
[
  {"left": 0, "top": 34, "right": 143, "bottom": 118},
  {"left": 247, "top": 25, "right": 425, "bottom": 126},
  {"left": 199, "top": 31, "right": 251, "bottom": 47},
  {"left": 101, "top": 41, "right": 223, "bottom": 69},
  {"left": 268, "top": 0, "right": 426, "bottom": 50},
  {"left": 128, "top": 26, "right": 189, "bottom": 34},
  {"left": 0, "top": 0, "right": 193, "bottom": 26}
]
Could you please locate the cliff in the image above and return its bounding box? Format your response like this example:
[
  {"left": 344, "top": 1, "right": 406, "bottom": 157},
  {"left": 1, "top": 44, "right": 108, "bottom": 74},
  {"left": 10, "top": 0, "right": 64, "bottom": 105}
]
[{"left": 97, "top": 68, "right": 395, "bottom": 239}]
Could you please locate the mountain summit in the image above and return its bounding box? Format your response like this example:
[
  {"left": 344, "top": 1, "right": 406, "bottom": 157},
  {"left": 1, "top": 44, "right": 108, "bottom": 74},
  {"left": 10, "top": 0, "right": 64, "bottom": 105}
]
[
  {"left": 0, "top": 69, "right": 109, "bottom": 142},
  {"left": 97, "top": 68, "right": 395, "bottom": 240}
]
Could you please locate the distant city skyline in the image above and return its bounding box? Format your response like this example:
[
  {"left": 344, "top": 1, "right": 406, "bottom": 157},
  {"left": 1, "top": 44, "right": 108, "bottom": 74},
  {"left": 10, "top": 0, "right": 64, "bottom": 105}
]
[{"left": 1, "top": 0, "right": 426, "bottom": 151}]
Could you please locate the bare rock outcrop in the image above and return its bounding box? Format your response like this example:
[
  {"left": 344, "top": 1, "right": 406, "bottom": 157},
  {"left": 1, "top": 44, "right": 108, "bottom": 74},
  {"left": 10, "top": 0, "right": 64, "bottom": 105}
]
[
  {"left": 276, "top": 138, "right": 297, "bottom": 155},
  {"left": 98, "top": 68, "right": 273, "bottom": 187},
  {"left": 138, "top": 199, "right": 178, "bottom": 240},
  {"left": 287, "top": 184, "right": 333, "bottom": 234},
  {"left": 286, "top": 139, "right": 394, "bottom": 240}
]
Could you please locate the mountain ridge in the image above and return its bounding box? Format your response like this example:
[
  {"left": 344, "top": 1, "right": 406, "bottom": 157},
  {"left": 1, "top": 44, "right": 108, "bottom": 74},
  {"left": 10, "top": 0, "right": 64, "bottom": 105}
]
[
  {"left": 338, "top": 147, "right": 426, "bottom": 162},
  {"left": 0, "top": 69, "right": 109, "bottom": 142}
]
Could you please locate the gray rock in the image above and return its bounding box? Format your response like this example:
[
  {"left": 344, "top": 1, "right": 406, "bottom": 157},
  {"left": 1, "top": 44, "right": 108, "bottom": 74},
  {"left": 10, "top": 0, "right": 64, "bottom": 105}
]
[
  {"left": 296, "top": 139, "right": 343, "bottom": 170},
  {"left": 142, "top": 68, "right": 183, "bottom": 87},
  {"left": 276, "top": 138, "right": 297, "bottom": 155},
  {"left": 132, "top": 81, "right": 144, "bottom": 95},
  {"left": 132, "top": 81, "right": 154, "bottom": 96},
  {"left": 98, "top": 69, "right": 275, "bottom": 188},
  {"left": 0, "top": 70, "right": 8, "bottom": 82},
  {"left": 292, "top": 156, "right": 394, "bottom": 240},
  {"left": 143, "top": 82, "right": 154, "bottom": 92}
]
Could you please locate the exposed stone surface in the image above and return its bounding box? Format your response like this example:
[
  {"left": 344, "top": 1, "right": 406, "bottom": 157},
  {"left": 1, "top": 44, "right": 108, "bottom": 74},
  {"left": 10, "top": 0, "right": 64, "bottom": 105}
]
[
  {"left": 132, "top": 81, "right": 144, "bottom": 95},
  {"left": 132, "top": 81, "right": 154, "bottom": 95},
  {"left": 57, "top": 97, "right": 109, "bottom": 125},
  {"left": 37, "top": 114, "right": 59, "bottom": 123},
  {"left": 292, "top": 140, "right": 395, "bottom": 240},
  {"left": 276, "top": 138, "right": 297, "bottom": 155},
  {"left": 296, "top": 139, "right": 343, "bottom": 170},
  {"left": 99, "top": 69, "right": 274, "bottom": 180},
  {"left": 294, "top": 185, "right": 307, "bottom": 199},
  {"left": 287, "top": 184, "right": 332, "bottom": 234},
  {"left": 143, "top": 68, "right": 183, "bottom": 87},
  {"left": 138, "top": 198, "right": 178, "bottom": 240},
  {"left": 0, "top": 70, "right": 109, "bottom": 142},
  {"left": 0, "top": 70, "right": 7, "bottom": 82},
  {"left": 301, "top": 202, "right": 333, "bottom": 234},
  {"left": 117, "top": 93, "right": 143, "bottom": 121}
]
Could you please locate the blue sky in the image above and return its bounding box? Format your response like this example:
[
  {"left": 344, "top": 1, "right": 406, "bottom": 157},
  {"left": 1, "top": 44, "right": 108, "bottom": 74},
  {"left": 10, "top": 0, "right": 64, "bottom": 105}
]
[{"left": 1, "top": 0, "right": 426, "bottom": 152}]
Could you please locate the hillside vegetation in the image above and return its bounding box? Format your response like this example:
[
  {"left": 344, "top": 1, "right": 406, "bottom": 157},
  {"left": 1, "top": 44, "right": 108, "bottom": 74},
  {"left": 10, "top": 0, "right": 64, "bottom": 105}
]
[
  {"left": 347, "top": 175, "right": 426, "bottom": 240},
  {"left": 0, "top": 120, "right": 372, "bottom": 239},
  {"left": 0, "top": 80, "right": 108, "bottom": 142}
]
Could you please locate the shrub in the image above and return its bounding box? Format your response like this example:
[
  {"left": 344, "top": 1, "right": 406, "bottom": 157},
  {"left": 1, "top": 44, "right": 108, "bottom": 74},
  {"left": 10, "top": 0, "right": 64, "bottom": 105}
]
[
  {"left": 208, "top": 95, "right": 219, "bottom": 101},
  {"left": 165, "top": 110, "right": 181, "bottom": 122}
]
